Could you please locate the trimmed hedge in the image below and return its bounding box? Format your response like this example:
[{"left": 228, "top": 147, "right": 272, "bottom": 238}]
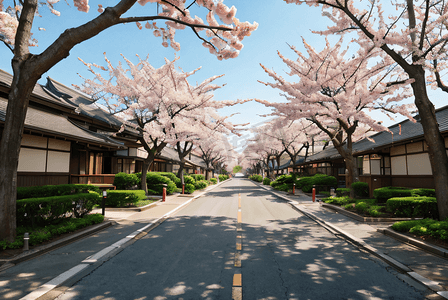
[
  {"left": 191, "top": 174, "right": 206, "bottom": 182},
  {"left": 17, "top": 184, "right": 100, "bottom": 200},
  {"left": 271, "top": 174, "right": 296, "bottom": 190},
  {"left": 374, "top": 186, "right": 413, "bottom": 203},
  {"left": 17, "top": 192, "right": 100, "bottom": 226},
  {"left": 210, "top": 178, "right": 217, "bottom": 185},
  {"left": 113, "top": 172, "right": 138, "bottom": 190},
  {"left": 352, "top": 182, "right": 369, "bottom": 198},
  {"left": 374, "top": 186, "right": 436, "bottom": 203},
  {"left": 1, "top": 214, "right": 105, "bottom": 250},
  {"left": 386, "top": 196, "right": 438, "bottom": 218},
  {"left": 249, "top": 175, "right": 263, "bottom": 182},
  {"left": 336, "top": 188, "right": 350, "bottom": 197},
  {"left": 146, "top": 173, "right": 177, "bottom": 195},
  {"left": 392, "top": 219, "right": 448, "bottom": 240},
  {"left": 105, "top": 190, "right": 147, "bottom": 207},
  {"left": 185, "top": 183, "right": 195, "bottom": 194},
  {"left": 183, "top": 175, "right": 196, "bottom": 185},
  {"left": 263, "top": 177, "right": 271, "bottom": 185},
  {"left": 218, "top": 174, "right": 229, "bottom": 181},
  {"left": 297, "top": 174, "right": 337, "bottom": 193},
  {"left": 194, "top": 180, "right": 209, "bottom": 190}
]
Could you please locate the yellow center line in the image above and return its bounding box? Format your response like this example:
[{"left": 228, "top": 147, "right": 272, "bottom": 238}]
[
  {"left": 237, "top": 210, "right": 242, "bottom": 223},
  {"left": 233, "top": 274, "right": 242, "bottom": 287}
]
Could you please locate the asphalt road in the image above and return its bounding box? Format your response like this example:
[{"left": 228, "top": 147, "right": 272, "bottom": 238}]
[{"left": 53, "top": 178, "right": 428, "bottom": 300}]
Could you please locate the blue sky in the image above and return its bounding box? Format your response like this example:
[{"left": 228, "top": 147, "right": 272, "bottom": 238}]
[{"left": 1, "top": 0, "right": 447, "bottom": 152}]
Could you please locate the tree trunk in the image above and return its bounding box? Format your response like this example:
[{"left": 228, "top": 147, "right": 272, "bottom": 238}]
[
  {"left": 140, "top": 157, "right": 152, "bottom": 194},
  {"left": 0, "top": 63, "right": 41, "bottom": 242},
  {"left": 332, "top": 132, "right": 359, "bottom": 199},
  {"left": 411, "top": 69, "right": 448, "bottom": 220},
  {"left": 177, "top": 162, "right": 185, "bottom": 185}
]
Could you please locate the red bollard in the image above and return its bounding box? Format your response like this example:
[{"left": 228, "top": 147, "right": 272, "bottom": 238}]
[
  {"left": 312, "top": 187, "right": 316, "bottom": 202},
  {"left": 162, "top": 187, "right": 166, "bottom": 202},
  {"left": 292, "top": 183, "right": 295, "bottom": 195},
  {"left": 182, "top": 184, "right": 185, "bottom": 194}
]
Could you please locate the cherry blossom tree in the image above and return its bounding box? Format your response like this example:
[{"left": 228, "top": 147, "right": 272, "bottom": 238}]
[
  {"left": 77, "top": 53, "right": 243, "bottom": 191},
  {"left": 262, "top": 117, "right": 318, "bottom": 173},
  {"left": 196, "top": 131, "right": 231, "bottom": 180},
  {"left": 0, "top": 0, "right": 257, "bottom": 241},
  {"left": 284, "top": 0, "right": 448, "bottom": 219},
  {"left": 256, "top": 37, "right": 413, "bottom": 197}
]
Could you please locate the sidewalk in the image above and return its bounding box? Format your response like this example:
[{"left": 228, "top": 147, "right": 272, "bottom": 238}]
[
  {"left": 0, "top": 180, "right": 229, "bottom": 300},
  {"left": 257, "top": 182, "right": 448, "bottom": 299}
]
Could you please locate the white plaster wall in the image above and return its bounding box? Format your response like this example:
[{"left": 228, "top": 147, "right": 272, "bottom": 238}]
[
  {"left": 390, "top": 145, "right": 406, "bottom": 156},
  {"left": 47, "top": 151, "right": 70, "bottom": 172},
  {"left": 21, "top": 134, "right": 47, "bottom": 148},
  {"left": 18, "top": 148, "right": 47, "bottom": 172},
  {"left": 391, "top": 156, "right": 407, "bottom": 175},
  {"left": 406, "top": 142, "right": 423, "bottom": 153},
  {"left": 407, "top": 153, "right": 432, "bottom": 175},
  {"left": 48, "top": 139, "right": 71, "bottom": 151}
]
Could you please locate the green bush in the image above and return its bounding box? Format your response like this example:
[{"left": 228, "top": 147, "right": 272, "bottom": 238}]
[
  {"left": 17, "top": 184, "right": 100, "bottom": 200},
  {"left": 191, "top": 174, "right": 206, "bottom": 182},
  {"left": 210, "top": 178, "right": 217, "bottom": 184},
  {"left": 145, "top": 173, "right": 177, "bottom": 195},
  {"left": 184, "top": 183, "right": 195, "bottom": 194},
  {"left": 271, "top": 174, "right": 296, "bottom": 190},
  {"left": 194, "top": 180, "right": 209, "bottom": 190},
  {"left": 105, "top": 190, "right": 147, "bottom": 207},
  {"left": 352, "top": 182, "right": 369, "bottom": 198},
  {"left": 16, "top": 193, "right": 100, "bottom": 227},
  {"left": 113, "top": 172, "right": 138, "bottom": 190},
  {"left": 297, "top": 174, "right": 337, "bottom": 193},
  {"left": 392, "top": 219, "right": 448, "bottom": 240},
  {"left": 336, "top": 188, "right": 351, "bottom": 197},
  {"left": 373, "top": 186, "right": 413, "bottom": 203},
  {"left": 249, "top": 175, "right": 263, "bottom": 182},
  {"left": 387, "top": 196, "right": 438, "bottom": 218},
  {"left": 263, "top": 177, "right": 271, "bottom": 185},
  {"left": 323, "top": 196, "right": 355, "bottom": 206},
  {"left": 183, "top": 175, "right": 196, "bottom": 185},
  {"left": 411, "top": 188, "right": 436, "bottom": 197},
  {"left": 0, "top": 214, "right": 104, "bottom": 250},
  {"left": 218, "top": 174, "right": 229, "bottom": 181}
]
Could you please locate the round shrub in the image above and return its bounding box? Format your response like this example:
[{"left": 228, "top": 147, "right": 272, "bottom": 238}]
[
  {"left": 210, "top": 178, "right": 217, "bottom": 184},
  {"left": 184, "top": 183, "right": 195, "bottom": 194},
  {"left": 191, "top": 174, "right": 205, "bottom": 182},
  {"left": 263, "top": 177, "right": 271, "bottom": 185},
  {"left": 184, "top": 175, "right": 195, "bottom": 185},
  {"left": 194, "top": 180, "right": 209, "bottom": 190},
  {"left": 114, "top": 172, "right": 138, "bottom": 190},
  {"left": 351, "top": 182, "right": 369, "bottom": 198},
  {"left": 146, "top": 173, "right": 177, "bottom": 195}
]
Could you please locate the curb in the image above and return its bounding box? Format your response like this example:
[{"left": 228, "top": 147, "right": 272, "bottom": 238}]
[
  {"left": 0, "top": 221, "right": 113, "bottom": 272},
  {"left": 378, "top": 227, "right": 448, "bottom": 258}
]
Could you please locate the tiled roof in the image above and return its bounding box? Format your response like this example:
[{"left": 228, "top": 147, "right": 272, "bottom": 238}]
[
  {"left": 45, "top": 77, "right": 139, "bottom": 135},
  {"left": 302, "top": 105, "right": 448, "bottom": 163},
  {"left": 0, "top": 98, "right": 124, "bottom": 148},
  {"left": 0, "top": 69, "right": 76, "bottom": 109}
]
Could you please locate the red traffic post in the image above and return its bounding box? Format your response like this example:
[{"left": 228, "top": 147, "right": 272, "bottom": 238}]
[
  {"left": 292, "top": 183, "right": 295, "bottom": 195},
  {"left": 182, "top": 183, "right": 185, "bottom": 194},
  {"left": 312, "top": 186, "right": 316, "bottom": 202},
  {"left": 162, "top": 187, "right": 166, "bottom": 202}
]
